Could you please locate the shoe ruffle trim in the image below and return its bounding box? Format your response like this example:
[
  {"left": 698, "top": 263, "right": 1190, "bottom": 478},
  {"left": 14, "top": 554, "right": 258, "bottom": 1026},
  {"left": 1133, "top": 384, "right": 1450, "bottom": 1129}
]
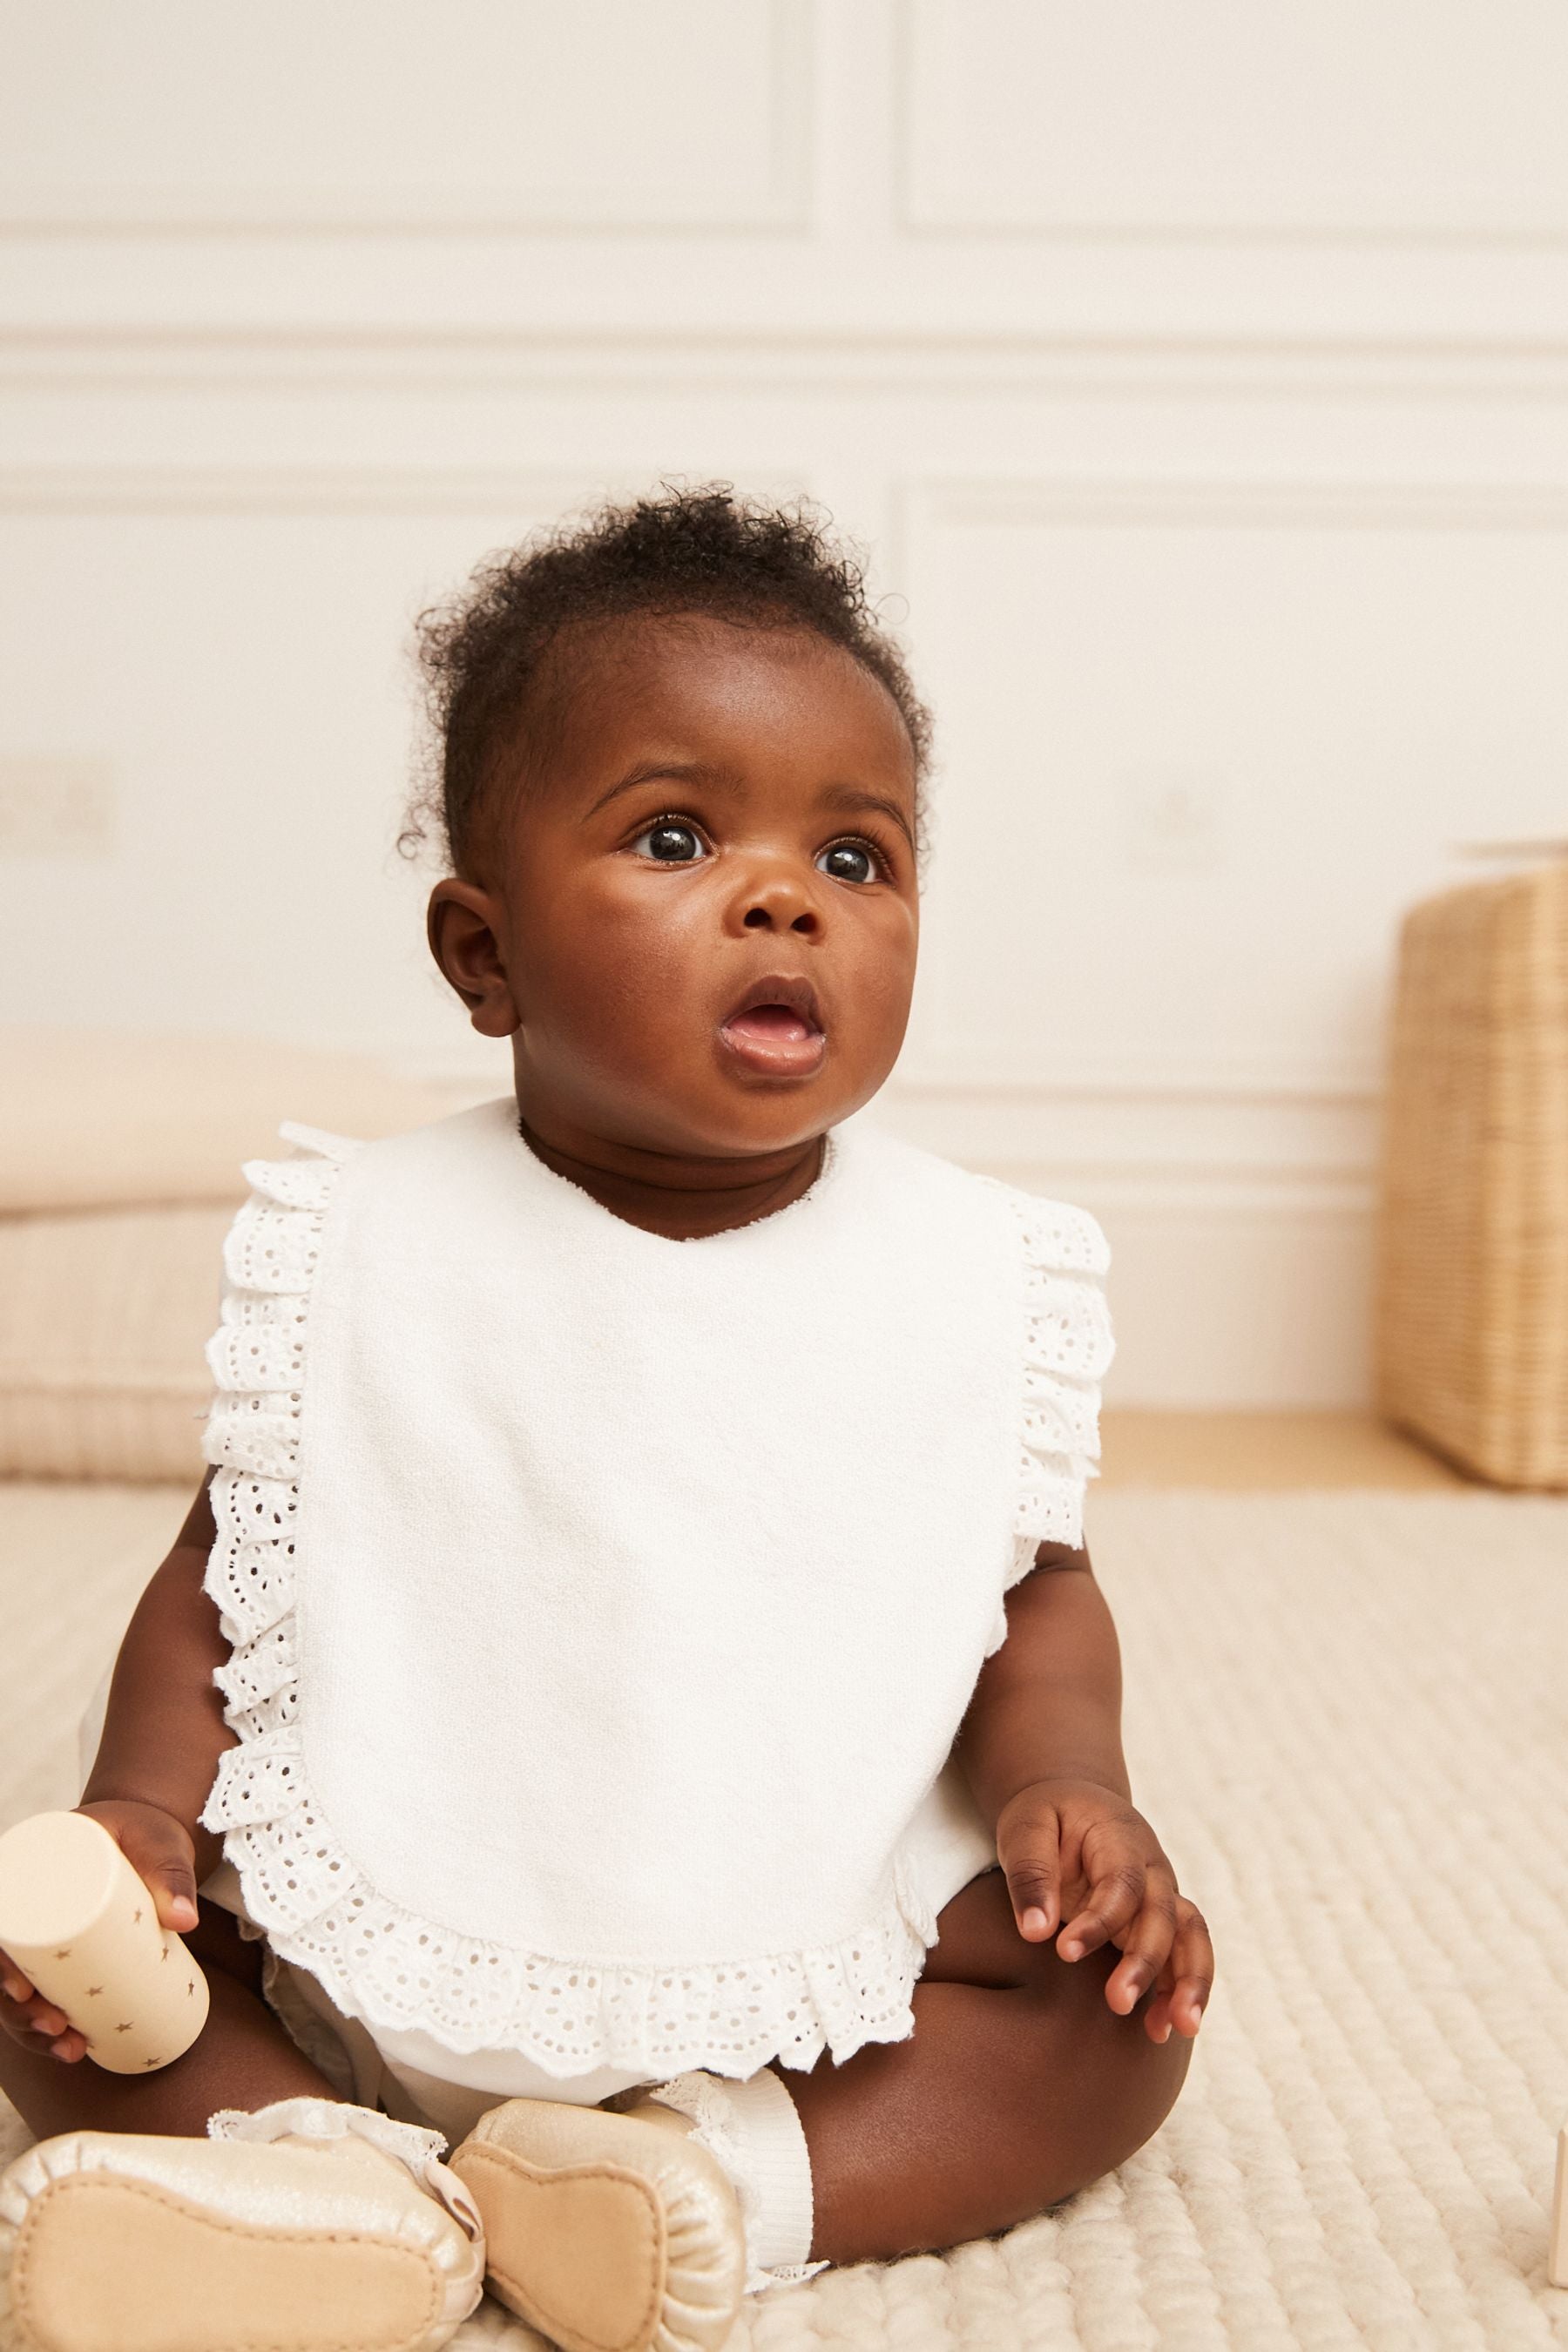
[
  {"left": 198, "top": 1126, "right": 953, "bottom": 2079},
  {"left": 206, "top": 2094, "right": 449, "bottom": 2175},
  {"left": 206, "top": 2097, "right": 485, "bottom": 2250}
]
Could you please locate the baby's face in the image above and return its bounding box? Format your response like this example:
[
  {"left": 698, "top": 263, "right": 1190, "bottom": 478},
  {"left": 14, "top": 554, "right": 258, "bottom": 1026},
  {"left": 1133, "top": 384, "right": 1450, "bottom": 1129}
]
[{"left": 430, "top": 613, "right": 921, "bottom": 1159}]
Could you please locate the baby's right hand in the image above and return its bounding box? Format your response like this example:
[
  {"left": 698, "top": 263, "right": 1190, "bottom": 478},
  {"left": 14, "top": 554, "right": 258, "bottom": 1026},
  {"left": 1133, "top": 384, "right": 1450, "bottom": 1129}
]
[{"left": 0, "top": 1799, "right": 201, "bottom": 2065}]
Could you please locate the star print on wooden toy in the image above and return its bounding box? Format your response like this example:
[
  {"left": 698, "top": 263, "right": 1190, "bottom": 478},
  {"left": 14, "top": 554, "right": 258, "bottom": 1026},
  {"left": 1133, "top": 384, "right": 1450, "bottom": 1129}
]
[
  {"left": 53, "top": 1949, "right": 71, "bottom": 1960},
  {"left": 186, "top": 1982, "right": 195, "bottom": 1996},
  {"left": 159, "top": 1945, "right": 170, "bottom": 1963},
  {"left": 132, "top": 1909, "right": 143, "bottom": 1925},
  {"left": 85, "top": 1986, "right": 103, "bottom": 1997},
  {"left": 144, "top": 2057, "right": 159, "bottom": 2068},
  {"left": 114, "top": 2022, "right": 132, "bottom": 2033}
]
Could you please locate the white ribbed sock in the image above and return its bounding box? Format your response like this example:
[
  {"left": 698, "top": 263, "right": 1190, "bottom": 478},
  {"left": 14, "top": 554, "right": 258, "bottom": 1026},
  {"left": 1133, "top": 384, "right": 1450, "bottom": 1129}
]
[{"left": 643, "top": 2065, "right": 827, "bottom": 2292}]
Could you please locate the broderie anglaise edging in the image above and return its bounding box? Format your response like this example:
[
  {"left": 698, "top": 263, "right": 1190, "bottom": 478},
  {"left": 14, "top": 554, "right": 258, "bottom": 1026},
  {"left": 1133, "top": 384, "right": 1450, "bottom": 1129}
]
[
  {"left": 978, "top": 1177, "right": 1115, "bottom": 1659},
  {"left": 198, "top": 1131, "right": 1114, "bottom": 2072}
]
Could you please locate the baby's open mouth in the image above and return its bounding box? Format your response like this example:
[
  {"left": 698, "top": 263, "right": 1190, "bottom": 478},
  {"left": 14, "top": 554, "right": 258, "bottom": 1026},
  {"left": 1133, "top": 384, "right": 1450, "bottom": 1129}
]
[
  {"left": 717, "top": 976, "right": 827, "bottom": 1078},
  {"left": 725, "top": 1003, "right": 816, "bottom": 1044}
]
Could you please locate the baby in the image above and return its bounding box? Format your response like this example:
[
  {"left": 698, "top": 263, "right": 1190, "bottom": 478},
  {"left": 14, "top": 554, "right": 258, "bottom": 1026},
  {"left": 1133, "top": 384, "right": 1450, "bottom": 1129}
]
[{"left": 0, "top": 488, "right": 1212, "bottom": 2352}]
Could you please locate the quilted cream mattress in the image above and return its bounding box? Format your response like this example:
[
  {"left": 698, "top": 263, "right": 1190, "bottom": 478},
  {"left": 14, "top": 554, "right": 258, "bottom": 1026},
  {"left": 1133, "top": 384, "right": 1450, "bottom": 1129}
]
[{"left": 3, "top": 1480, "right": 1566, "bottom": 2349}]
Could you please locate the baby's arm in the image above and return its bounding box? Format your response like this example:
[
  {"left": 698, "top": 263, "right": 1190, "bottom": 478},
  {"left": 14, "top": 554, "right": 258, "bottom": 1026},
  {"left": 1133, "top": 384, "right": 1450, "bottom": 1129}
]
[
  {"left": 0, "top": 1470, "right": 234, "bottom": 2063},
  {"left": 79, "top": 1468, "right": 234, "bottom": 1897},
  {"left": 952, "top": 1540, "right": 1213, "bottom": 2044}
]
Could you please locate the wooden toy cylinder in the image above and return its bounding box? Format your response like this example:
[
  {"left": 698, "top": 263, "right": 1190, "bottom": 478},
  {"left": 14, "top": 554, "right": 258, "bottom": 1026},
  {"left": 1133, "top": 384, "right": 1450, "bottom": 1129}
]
[{"left": 0, "top": 1809, "right": 210, "bottom": 2073}]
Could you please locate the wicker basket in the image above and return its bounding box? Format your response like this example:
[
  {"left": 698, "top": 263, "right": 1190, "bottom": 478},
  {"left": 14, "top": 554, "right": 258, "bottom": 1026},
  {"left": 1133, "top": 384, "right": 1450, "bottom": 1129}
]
[{"left": 1374, "top": 859, "right": 1568, "bottom": 1488}]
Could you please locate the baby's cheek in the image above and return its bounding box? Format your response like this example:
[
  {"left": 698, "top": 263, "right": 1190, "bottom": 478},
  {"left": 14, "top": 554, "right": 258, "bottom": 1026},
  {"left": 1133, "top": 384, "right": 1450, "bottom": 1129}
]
[
  {"left": 846, "top": 933, "right": 918, "bottom": 1058},
  {"left": 543, "top": 978, "right": 724, "bottom": 1132}
]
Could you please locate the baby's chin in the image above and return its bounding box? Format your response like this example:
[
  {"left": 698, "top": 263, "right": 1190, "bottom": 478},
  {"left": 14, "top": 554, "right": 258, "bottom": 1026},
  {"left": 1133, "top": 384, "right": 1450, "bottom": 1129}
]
[
  {"left": 688, "top": 1038, "right": 896, "bottom": 1151},
  {"left": 598, "top": 1071, "right": 871, "bottom": 1165},
  {"left": 618, "top": 1088, "right": 851, "bottom": 1163},
  {"left": 509, "top": 1024, "right": 890, "bottom": 1160}
]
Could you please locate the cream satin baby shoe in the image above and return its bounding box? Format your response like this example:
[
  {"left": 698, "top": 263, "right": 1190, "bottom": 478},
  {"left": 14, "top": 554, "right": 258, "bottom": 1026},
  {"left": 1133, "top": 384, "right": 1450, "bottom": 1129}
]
[
  {"left": 449, "top": 2094, "right": 746, "bottom": 2352},
  {"left": 0, "top": 2095, "right": 485, "bottom": 2352}
]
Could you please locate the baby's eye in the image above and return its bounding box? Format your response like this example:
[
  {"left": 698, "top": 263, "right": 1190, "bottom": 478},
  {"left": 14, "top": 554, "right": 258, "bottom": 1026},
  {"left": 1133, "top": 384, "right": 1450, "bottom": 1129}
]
[
  {"left": 815, "top": 841, "right": 879, "bottom": 885},
  {"left": 632, "top": 820, "right": 706, "bottom": 864}
]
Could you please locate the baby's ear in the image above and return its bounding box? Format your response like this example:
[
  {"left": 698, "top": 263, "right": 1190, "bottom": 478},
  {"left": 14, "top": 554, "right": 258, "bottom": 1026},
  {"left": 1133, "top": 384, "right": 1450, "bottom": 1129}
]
[{"left": 426, "top": 880, "right": 519, "bottom": 1036}]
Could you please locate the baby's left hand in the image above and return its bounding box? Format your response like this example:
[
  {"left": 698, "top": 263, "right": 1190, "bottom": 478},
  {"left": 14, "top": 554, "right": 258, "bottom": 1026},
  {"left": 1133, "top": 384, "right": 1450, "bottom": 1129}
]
[{"left": 995, "top": 1776, "right": 1213, "bottom": 2043}]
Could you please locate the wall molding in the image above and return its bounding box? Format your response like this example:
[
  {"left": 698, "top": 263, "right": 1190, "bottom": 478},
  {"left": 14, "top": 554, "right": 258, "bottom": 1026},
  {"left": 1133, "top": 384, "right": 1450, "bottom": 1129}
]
[
  {"left": 0, "top": 2, "right": 814, "bottom": 239},
  {"left": 903, "top": 476, "right": 1568, "bottom": 538},
  {"left": 0, "top": 466, "right": 671, "bottom": 516},
  {"left": 11, "top": 464, "right": 1527, "bottom": 534},
  {"left": 886, "top": 1058, "right": 1381, "bottom": 1105},
  {"left": 975, "top": 1173, "right": 1375, "bottom": 1220},
  {"left": 359, "top": 1037, "right": 1382, "bottom": 1135},
  {"left": 4, "top": 329, "right": 1568, "bottom": 401}
]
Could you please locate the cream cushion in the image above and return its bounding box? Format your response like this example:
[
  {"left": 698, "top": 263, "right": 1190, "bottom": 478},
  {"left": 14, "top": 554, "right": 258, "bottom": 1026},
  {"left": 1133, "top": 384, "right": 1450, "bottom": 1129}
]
[
  {"left": 0, "top": 1026, "right": 491, "bottom": 1479},
  {"left": 0, "top": 1207, "right": 231, "bottom": 1483},
  {"left": 0, "top": 1024, "right": 464, "bottom": 1214}
]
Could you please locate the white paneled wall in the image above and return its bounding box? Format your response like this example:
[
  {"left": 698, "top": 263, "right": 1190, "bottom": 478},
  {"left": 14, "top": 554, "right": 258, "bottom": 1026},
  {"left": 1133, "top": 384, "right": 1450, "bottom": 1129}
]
[
  {"left": 3, "top": 2, "right": 1565, "bottom": 1406},
  {"left": 0, "top": 4, "right": 812, "bottom": 232},
  {"left": 902, "top": 3, "right": 1568, "bottom": 238}
]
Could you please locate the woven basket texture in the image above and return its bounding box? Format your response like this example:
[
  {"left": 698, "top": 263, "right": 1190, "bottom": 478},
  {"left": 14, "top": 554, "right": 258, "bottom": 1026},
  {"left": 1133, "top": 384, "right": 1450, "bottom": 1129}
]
[{"left": 1375, "top": 860, "right": 1568, "bottom": 1489}]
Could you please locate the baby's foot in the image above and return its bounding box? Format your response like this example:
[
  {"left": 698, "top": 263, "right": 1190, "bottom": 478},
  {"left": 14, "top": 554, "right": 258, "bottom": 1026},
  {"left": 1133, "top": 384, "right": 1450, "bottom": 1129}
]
[
  {"left": 0, "top": 2096, "right": 483, "bottom": 2352},
  {"left": 449, "top": 2095, "right": 745, "bottom": 2352}
]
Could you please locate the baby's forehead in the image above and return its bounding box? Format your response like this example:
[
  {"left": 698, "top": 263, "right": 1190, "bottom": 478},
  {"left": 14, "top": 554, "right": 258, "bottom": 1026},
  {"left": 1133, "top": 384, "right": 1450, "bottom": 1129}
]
[{"left": 526, "top": 610, "right": 918, "bottom": 796}]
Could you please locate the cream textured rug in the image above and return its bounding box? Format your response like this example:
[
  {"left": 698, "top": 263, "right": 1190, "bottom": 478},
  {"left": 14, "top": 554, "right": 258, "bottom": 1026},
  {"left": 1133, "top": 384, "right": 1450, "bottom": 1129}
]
[{"left": 3, "top": 1480, "right": 1566, "bottom": 2350}]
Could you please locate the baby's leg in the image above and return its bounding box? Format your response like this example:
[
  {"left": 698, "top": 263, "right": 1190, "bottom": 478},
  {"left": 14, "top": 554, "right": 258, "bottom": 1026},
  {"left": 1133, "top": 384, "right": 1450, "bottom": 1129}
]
[
  {"left": 0, "top": 1897, "right": 339, "bottom": 2143},
  {"left": 783, "top": 1864, "right": 1192, "bottom": 2266}
]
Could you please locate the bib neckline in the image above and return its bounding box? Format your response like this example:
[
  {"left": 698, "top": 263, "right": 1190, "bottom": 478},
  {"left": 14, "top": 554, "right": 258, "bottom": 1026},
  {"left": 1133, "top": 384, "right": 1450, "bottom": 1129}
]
[{"left": 502, "top": 1096, "right": 848, "bottom": 1249}]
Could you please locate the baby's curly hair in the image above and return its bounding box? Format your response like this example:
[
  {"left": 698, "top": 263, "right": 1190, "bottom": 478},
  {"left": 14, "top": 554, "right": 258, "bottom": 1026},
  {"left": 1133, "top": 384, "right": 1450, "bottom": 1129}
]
[{"left": 400, "top": 483, "right": 931, "bottom": 879}]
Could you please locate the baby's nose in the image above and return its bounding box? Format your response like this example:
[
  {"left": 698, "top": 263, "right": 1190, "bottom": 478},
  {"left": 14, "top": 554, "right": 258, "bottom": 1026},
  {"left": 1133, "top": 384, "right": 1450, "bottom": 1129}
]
[{"left": 735, "top": 869, "right": 821, "bottom": 934}]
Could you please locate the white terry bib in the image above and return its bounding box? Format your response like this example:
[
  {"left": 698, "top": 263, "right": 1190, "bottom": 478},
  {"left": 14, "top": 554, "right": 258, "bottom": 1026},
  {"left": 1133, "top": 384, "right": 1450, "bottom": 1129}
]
[{"left": 200, "top": 1098, "right": 1112, "bottom": 2080}]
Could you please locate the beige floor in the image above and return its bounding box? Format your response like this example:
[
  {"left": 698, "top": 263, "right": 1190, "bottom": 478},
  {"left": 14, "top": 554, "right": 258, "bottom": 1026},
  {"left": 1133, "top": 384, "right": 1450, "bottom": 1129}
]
[
  {"left": 5, "top": 1475, "right": 1568, "bottom": 2349},
  {"left": 1099, "top": 1409, "right": 1470, "bottom": 1491}
]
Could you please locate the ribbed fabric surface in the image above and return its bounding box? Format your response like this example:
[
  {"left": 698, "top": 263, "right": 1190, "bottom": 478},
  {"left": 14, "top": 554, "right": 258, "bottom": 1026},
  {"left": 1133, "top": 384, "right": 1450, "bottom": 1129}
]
[
  {"left": 717, "top": 2065, "right": 818, "bottom": 2275},
  {"left": 3, "top": 1481, "right": 1566, "bottom": 2348},
  {"left": 644, "top": 2063, "right": 822, "bottom": 2290}
]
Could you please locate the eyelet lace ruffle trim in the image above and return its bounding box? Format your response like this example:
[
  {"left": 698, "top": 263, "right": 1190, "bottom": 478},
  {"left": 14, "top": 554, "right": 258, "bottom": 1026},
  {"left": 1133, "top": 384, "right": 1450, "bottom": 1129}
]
[
  {"left": 198, "top": 1125, "right": 956, "bottom": 2079},
  {"left": 978, "top": 1179, "right": 1114, "bottom": 1660}
]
